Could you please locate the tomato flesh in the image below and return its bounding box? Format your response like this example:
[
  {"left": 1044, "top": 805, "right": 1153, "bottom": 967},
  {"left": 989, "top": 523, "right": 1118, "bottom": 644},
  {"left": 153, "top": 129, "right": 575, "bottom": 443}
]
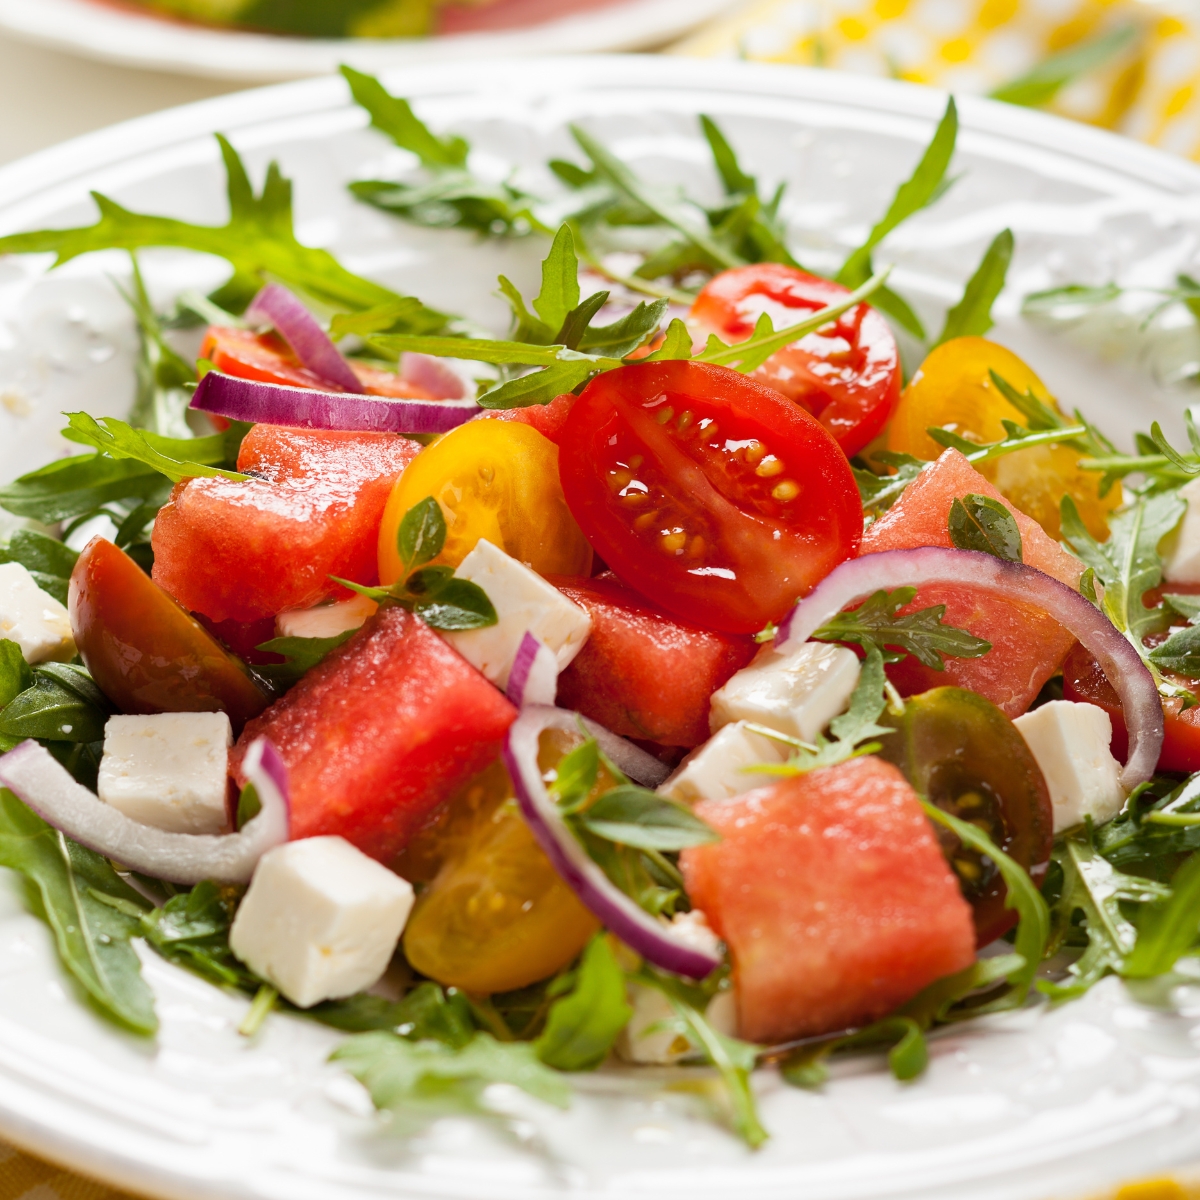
[
  {"left": 558, "top": 360, "right": 861, "bottom": 635},
  {"left": 69, "top": 537, "right": 269, "bottom": 730},
  {"left": 874, "top": 687, "right": 1053, "bottom": 946},
  {"left": 689, "top": 265, "right": 902, "bottom": 457}
]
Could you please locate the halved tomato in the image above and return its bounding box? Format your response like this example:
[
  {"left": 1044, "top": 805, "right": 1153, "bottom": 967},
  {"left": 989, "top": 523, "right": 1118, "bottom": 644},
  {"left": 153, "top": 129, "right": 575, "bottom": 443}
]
[
  {"left": 689, "top": 264, "right": 902, "bottom": 457},
  {"left": 557, "top": 360, "right": 861, "bottom": 634}
]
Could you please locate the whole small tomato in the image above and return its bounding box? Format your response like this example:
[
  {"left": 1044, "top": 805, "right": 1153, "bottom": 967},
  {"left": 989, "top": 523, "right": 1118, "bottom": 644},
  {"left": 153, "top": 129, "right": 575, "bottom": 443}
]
[
  {"left": 378, "top": 418, "right": 592, "bottom": 583},
  {"left": 557, "top": 360, "right": 862, "bottom": 635},
  {"left": 885, "top": 337, "right": 1120, "bottom": 540},
  {"left": 690, "top": 264, "right": 902, "bottom": 457}
]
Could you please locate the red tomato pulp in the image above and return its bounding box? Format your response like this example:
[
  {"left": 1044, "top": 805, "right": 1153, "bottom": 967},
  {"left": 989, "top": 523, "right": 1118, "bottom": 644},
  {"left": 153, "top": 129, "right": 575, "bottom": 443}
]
[
  {"left": 557, "top": 360, "right": 861, "bottom": 635},
  {"left": 689, "top": 264, "right": 902, "bottom": 457}
]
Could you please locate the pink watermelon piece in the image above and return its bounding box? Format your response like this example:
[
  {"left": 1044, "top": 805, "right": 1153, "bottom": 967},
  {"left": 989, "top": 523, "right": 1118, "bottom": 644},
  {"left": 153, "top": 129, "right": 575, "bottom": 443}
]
[
  {"left": 682, "top": 755, "right": 976, "bottom": 1042},
  {"left": 862, "top": 448, "right": 1082, "bottom": 716}
]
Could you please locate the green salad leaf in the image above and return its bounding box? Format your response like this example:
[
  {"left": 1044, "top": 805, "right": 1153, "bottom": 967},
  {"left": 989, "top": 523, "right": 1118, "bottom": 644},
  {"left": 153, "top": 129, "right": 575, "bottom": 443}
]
[
  {"left": 254, "top": 630, "right": 357, "bottom": 687},
  {"left": 0, "top": 531, "right": 78, "bottom": 606},
  {"left": 947, "top": 493, "right": 1023, "bottom": 562},
  {"left": 934, "top": 228, "right": 1013, "bottom": 346},
  {"left": 535, "top": 935, "right": 632, "bottom": 1071},
  {"left": 989, "top": 23, "right": 1139, "bottom": 108}
]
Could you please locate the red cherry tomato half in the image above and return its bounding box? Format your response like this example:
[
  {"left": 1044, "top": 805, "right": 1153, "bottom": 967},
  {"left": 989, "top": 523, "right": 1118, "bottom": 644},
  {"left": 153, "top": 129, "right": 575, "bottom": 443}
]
[
  {"left": 557, "top": 360, "right": 862, "bottom": 635},
  {"left": 690, "top": 264, "right": 902, "bottom": 458},
  {"left": 200, "top": 327, "right": 434, "bottom": 398}
]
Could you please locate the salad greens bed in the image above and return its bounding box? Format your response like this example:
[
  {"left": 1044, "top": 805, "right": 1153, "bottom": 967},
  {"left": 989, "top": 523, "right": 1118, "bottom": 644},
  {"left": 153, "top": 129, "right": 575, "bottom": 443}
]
[{"left": 0, "top": 68, "right": 1197, "bottom": 1148}]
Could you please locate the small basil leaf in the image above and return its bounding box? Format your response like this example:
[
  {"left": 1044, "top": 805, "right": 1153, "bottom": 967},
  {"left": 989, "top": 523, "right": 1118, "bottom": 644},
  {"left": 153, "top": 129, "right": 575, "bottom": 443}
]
[
  {"left": 254, "top": 630, "right": 356, "bottom": 686},
  {"left": 948, "top": 493, "right": 1023, "bottom": 562},
  {"left": 416, "top": 579, "right": 497, "bottom": 631},
  {"left": 397, "top": 496, "right": 446, "bottom": 570},
  {"left": 404, "top": 564, "right": 455, "bottom": 597},
  {"left": 549, "top": 739, "right": 599, "bottom": 814},
  {"left": 536, "top": 935, "right": 632, "bottom": 1071},
  {"left": 0, "top": 677, "right": 107, "bottom": 743},
  {"left": 579, "top": 785, "right": 720, "bottom": 851},
  {"left": 0, "top": 639, "right": 33, "bottom": 708}
]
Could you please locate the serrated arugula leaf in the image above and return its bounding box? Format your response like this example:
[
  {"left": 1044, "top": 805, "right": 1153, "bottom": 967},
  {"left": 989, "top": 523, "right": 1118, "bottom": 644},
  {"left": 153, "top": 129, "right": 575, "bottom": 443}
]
[
  {"left": 948, "top": 493, "right": 1023, "bottom": 562},
  {"left": 935, "top": 228, "right": 1013, "bottom": 346},
  {"left": 342, "top": 66, "right": 467, "bottom": 167},
  {"left": 837, "top": 97, "right": 958, "bottom": 292},
  {"left": 854, "top": 452, "right": 925, "bottom": 516},
  {"left": 1148, "top": 624, "right": 1200, "bottom": 677},
  {"left": 535, "top": 935, "right": 632, "bottom": 1071},
  {"left": 989, "top": 23, "right": 1139, "bottom": 108},
  {"left": 63, "top": 413, "right": 248, "bottom": 483},
  {"left": 1096, "top": 773, "right": 1200, "bottom": 866},
  {"left": 577, "top": 298, "right": 669, "bottom": 358},
  {"left": 533, "top": 223, "right": 582, "bottom": 333},
  {"left": 0, "top": 790, "right": 157, "bottom": 1035},
  {"left": 0, "top": 133, "right": 434, "bottom": 319},
  {"left": 812, "top": 586, "right": 992, "bottom": 669},
  {"left": 332, "top": 1030, "right": 571, "bottom": 1122},
  {"left": 1165, "top": 593, "right": 1200, "bottom": 623}
]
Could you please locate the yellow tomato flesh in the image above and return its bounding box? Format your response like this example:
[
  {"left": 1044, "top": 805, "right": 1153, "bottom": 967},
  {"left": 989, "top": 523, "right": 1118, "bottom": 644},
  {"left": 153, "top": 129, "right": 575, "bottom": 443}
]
[
  {"left": 400, "top": 745, "right": 601, "bottom": 994},
  {"left": 378, "top": 419, "right": 592, "bottom": 584},
  {"left": 885, "top": 336, "right": 1120, "bottom": 540}
]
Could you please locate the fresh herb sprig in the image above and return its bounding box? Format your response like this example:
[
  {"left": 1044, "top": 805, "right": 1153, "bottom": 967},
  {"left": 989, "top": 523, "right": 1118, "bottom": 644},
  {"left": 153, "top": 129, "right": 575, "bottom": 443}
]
[{"left": 333, "top": 496, "right": 496, "bottom": 632}]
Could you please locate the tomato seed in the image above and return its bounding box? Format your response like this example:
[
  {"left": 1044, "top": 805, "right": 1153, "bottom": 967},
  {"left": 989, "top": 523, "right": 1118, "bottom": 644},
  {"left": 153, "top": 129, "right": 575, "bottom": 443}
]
[
  {"left": 655, "top": 406, "right": 675, "bottom": 424},
  {"left": 755, "top": 456, "right": 784, "bottom": 478},
  {"left": 772, "top": 480, "right": 800, "bottom": 501},
  {"left": 660, "top": 531, "right": 687, "bottom": 554}
]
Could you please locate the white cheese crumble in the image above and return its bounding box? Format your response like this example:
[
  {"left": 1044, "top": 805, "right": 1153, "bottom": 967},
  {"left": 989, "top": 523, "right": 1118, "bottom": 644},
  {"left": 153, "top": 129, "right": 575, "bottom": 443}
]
[{"left": 0, "top": 562, "right": 75, "bottom": 664}]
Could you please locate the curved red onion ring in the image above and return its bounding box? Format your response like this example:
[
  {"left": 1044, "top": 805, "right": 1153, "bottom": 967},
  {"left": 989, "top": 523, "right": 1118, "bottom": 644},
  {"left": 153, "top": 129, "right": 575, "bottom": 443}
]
[
  {"left": 505, "top": 632, "right": 560, "bottom": 708},
  {"left": 401, "top": 352, "right": 466, "bottom": 400},
  {"left": 191, "top": 371, "right": 480, "bottom": 435},
  {"left": 775, "top": 547, "right": 1163, "bottom": 789},
  {"left": 0, "top": 737, "right": 290, "bottom": 884},
  {"left": 246, "top": 284, "right": 363, "bottom": 394},
  {"left": 503, "top": 705, "right": 715, "bottom": 978}
]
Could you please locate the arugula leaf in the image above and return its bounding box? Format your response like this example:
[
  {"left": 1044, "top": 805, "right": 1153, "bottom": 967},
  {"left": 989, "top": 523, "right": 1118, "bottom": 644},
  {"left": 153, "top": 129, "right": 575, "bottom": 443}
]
[
  {"left": 934, "top": 228, "right": 1013, "bottom": 347},
  {"left": 332, "top": 1031, "right": 571, "bottom": 1121},
  {"left": 576, "top": 784, "right": 719, "bottom": 852},
  {"left": 342, "top": 66, "right": 467, "bottom": 167},
  {"left": 1060, "top": 490, "right": 1188, "bottom": 702},
  {"left": 1079, "top": 415, "right": 1200, "bottom": 497},
  {"left": 0, "top": 134, "right": 435, "bottom": 318},
  {"left": 310, "top": 982, "right": 476, "bottom": 1046},
  {"left": 948, "top": 493, "right": 1023, "bottom": 562},
  {"left": 252, "top": 630, "right": 356, "bottom": 687},
  {"left": 922, "top": 800, "right": 1049, "bottom": 1002},
  {"left": 812, "top": 586, "right": 992, "bottom": 669},
  {"left": 854, "top": 451, "right": 926, "bottom": 516},
  {"left": 1096, "top": 772, "right": 1200, "bottom": 867},
  {"left": 63, "top": 413, "right": 248, "bottom": 483},
  {"left": 0, "top": 790, "right": 156, "bottom": 1034},
  {"left": 837, "top": 97, "right": 958, "bottom": 304},
  {"left": 533, "top": 223, "right": 582, "bottom": 333},
  {"left": 989, "top": 23, "right": 1139, "bottom": 108},
  {"left": 535, "top": 935, "right": 632, "bottom": 1071},
  {"left": 635, "top": 968, "right": 766, "bottom": 1148},
  {"left": 1123, "top": 851, "right": 1200, "bottom": 978},
  {"left": 1148, "top": 624, "right": 1200, "bottom": 677},
  {"left": 1166, "top": 593, "right": 1200, "bottom": 623},
  {"left": 0, "top": 454, "right": 170, "bottom": 526}
]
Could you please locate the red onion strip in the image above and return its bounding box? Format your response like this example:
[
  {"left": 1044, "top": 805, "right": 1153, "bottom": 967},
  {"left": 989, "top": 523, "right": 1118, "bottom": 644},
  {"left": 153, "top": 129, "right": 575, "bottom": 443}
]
[
  {"left": 191, "top": 371, "right": 480, "bottom": 435},
  {"left": 775, "top": 547, "right": 1164, "bottom": 789},
  {"left": 505, "top": 632, "right": 560, "bottom": 708},
  {"left": 246, "top": 284, "right": 364, "bottom": 394},
  {"left": 401, "top": 352, "right": 466, "bottom": 400},
  {"left": 0, "top": 737, "right": 290, "bottom": 885},
  {"left": 503, "top": 705, "right": 716, "bottom": 978}
]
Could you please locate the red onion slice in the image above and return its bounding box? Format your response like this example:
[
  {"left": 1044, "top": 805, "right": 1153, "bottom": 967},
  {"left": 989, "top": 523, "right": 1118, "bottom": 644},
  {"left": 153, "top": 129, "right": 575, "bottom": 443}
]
[
  {"left": 246, "top": 284, "right": 364, "bottom": 394},
  {"left": 775, "top": 547, "right": 1163, "bottom": 789},
  {"left": 503, "top": 704, "right": 716, "bottom": 978},
  {"left": 0, "top": 737, "right": 290, "bottom": 885},
  {"left": 401, "top": 352, "right": 467, "bottom": 400},
  {"left": 505, "top": 632, "right": 560, "bottom": 707},
  {"left": 191, "top": 371, "right": 480, "bottom": 435}
]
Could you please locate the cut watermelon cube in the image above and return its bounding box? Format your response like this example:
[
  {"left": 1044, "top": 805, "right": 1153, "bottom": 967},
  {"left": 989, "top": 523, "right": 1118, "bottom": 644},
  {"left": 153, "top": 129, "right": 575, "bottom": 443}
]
[
  {"left": 152, "top": 426, "right": 419, "bottom": 623},
  {"left": 681, "top": 755, "right": 976, "bottom": 1042},
  {"left": 862, "top": 448, "right": 1082, "bottom": 716},
  {"left": 231, "top": 605, "right": 516, "bottom": 862},
  {"left": 550, "top": 574, "right": 755, "bottom": 746}
]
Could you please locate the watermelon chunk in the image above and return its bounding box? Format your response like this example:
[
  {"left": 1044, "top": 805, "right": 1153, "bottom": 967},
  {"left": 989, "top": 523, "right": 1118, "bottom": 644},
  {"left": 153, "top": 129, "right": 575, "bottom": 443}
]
[
  {"left": 681, "top": 755, "right": 975, "bottom": 1042},
  {"left": 550, "top": 574, "right": 755, "bottom": 746},
  {"left": 231, "top": 605, "right": 516, "bottom": 861},
  {"left": 482, "top": 392, "right": 576, "bottom": 444},
  {"left": 863, "top": 448, "right": 1082, "bottom": 716},
  {"left": 152, "top": 426, "right": 419, "bottom": 622}
]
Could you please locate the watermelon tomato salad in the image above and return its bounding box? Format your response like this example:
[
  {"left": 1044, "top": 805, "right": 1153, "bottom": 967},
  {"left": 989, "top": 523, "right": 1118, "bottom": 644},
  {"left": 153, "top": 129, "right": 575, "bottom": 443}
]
[{"left": 0, "top": 73, "right": 1196, "bottom": 1147}]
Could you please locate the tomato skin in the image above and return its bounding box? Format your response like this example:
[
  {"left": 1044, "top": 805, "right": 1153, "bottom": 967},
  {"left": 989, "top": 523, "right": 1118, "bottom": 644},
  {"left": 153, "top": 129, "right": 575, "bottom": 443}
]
[
  {"left": 378, "top": 418, "right": 592, "bottom": 583},
  {"left": 689, "top": 265, "right": 902, "bottom": 457},
  {"left": 874, "top": 687, "right": 1053, "bottom": 946},
  {"left": 558, "top": 360, "right": 861, "bottom": 635},
  {"left": 200, "top": 327, "right": 436, "bottom": 398},
  {"left": 69, "top": 537, "right": 269, "bottom": 730}
]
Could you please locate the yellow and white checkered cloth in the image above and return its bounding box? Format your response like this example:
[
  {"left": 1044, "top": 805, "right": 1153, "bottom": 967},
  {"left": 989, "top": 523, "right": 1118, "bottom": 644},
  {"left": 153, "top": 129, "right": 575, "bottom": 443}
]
[{"left": 7, "top": 2, "right": 1200, "bottom": 1197}]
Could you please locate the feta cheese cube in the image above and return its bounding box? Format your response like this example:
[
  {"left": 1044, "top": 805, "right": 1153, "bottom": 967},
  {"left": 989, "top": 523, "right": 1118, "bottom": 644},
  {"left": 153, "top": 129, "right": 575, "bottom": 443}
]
[
  {"left": 1013, "top": 700, "right": 1126, "bottom": 832},
  {"left": 0, "top": 562, "right": 74, "bottom": 664},
  {"left": 442, "top": 539, "right": 591, "bottom": 688},
  {"left": 1162, "top": 477, "right": 1200, "bottom": 583},
  {"left": 660, "top": 721, "right": 787, "bottom": 804},
  {"left": 230, "top": 836, "right": 415, "bottom": 1009},
  {"left": 275, "top": 594, "right": 377, "bottom": 640},
  {"left": 667, "top": 909, "right": 722, "bottom": 958},
  {"left": 97, "top": 712, "right": 232, "bottom": 835},
  {"left": 710, "top": 641, "right": 860, "bottom": 741}
]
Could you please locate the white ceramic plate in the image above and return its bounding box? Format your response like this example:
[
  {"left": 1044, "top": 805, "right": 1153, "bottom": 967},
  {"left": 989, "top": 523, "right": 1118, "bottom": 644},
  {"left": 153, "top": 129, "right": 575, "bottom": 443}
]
[
  {"left": 0, "top": 55, "right": 1200, "bottom": 1200},
  {"left": 0, "top": 0, "right": 736, "bottom": 82}
]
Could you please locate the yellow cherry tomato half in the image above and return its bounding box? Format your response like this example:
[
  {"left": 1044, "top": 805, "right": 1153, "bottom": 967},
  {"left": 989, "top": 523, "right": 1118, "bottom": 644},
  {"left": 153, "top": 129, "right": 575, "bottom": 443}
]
[
  {"left": 885, "top": 336, "right": 1120, "bottom": 540},
  {"left": 378, "top": 419, "right": 592, "bottom": 584},
  {"left": 401, "top": 754, "right": 600, "bottom": 994}
]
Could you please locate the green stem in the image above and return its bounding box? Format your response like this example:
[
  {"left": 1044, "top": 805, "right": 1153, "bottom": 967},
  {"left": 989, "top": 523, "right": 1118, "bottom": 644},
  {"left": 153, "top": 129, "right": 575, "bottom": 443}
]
[{"left": 239, "top": 984, "right": 278, "bottom": 1037}]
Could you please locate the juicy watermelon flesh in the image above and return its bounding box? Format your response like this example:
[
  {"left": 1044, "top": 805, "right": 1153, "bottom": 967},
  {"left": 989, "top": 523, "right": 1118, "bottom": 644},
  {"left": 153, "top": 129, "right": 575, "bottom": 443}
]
[
  {"left": 682, "top": 755, "right": 976, "bottom": 1042},
  {"left": 863, "top": 448, "right": 1082, "bottom": 716},
  {"left": 550, "top": 573, "right": 755, "bottom": 746},
  {"left": 481, "top": 392, "right": 577, "bottom": 444},
  {"left": 231, "top": 605, "right": 517, "bottom": 862},
  {"left": 151, "top": 425, "right": 419, "bottom": 622}
]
